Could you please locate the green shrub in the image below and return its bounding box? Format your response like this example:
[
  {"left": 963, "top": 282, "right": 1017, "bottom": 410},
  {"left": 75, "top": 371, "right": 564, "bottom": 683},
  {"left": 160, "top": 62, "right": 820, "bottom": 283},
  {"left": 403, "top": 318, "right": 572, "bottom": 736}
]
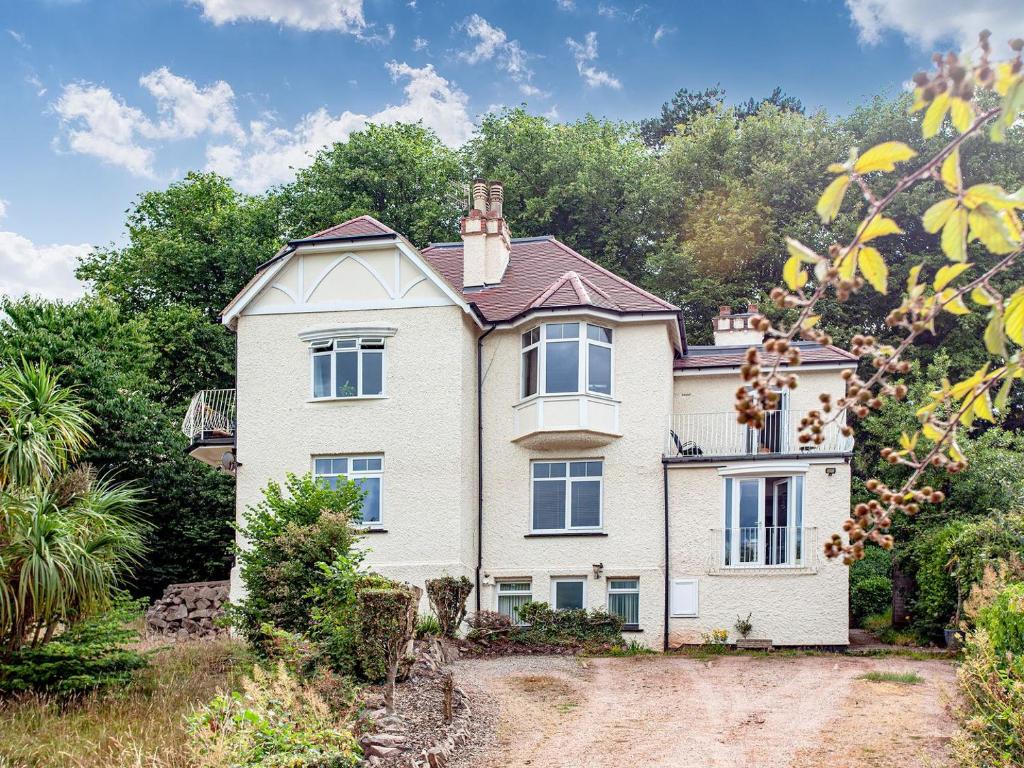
[
  {"left": 514, "top": 602, "right": 623, "bottom": 647},
  {"left": 0, "top": 596, "right": 148, "bottom": 695},
  {"left": 233, "top": 474, "right": 363, "bottom": 647},
  {"left": 859, "top": 671, "right": 923, "bottom": 684},
  {"left": 415, "top": 615, "right": 442, "bottom": 639},
  {"left": 425, "top": 576, "right": 473, "bottom": 638},
  {"left": 311, "top": 565, "right": 395, "bottom": 678},
  {"left": 355, "top": 586, "right": 418, "bottom": 711},
  {"left": 976, "top": 582, "right": 1024, "bottom": 659},
  {"left": 187, "top": 662, "right": 360, "bottom": 768},
  {"left": 851, "top": 576, "right": 893, "bottom": 624},
  {"left": 953, "top": 628, "right": 1024, "bottom": 768}
]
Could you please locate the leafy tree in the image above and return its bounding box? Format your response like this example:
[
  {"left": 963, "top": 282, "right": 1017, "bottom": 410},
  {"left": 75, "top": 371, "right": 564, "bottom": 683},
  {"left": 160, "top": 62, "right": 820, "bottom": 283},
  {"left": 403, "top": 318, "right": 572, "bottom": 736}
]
[
  {"left": 639, "top": 85, "right": 725, "bottom": 147},
  {"left": 735, "top": 86, "right": 805, "bottom": 120},
  {"left": 277, "top": 122, "right": 464, "bottom": 248}
]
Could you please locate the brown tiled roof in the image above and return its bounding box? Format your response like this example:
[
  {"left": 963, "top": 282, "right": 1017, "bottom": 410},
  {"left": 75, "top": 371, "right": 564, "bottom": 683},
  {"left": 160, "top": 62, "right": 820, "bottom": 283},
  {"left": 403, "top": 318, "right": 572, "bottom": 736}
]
[
  {"left": 674, "top": 342, "right": 858, "bottom": 371},
  {"left": 422, "top": 236, "right": 677, "bottom": 322},
  {"left": 303, "top": 215, "right": 396, "bottom": 239}
]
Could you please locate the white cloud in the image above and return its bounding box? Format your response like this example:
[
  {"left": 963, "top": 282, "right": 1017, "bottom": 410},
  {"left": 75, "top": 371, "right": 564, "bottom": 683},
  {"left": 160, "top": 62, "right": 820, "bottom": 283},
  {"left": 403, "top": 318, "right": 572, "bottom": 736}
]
[
  {"left": 0, "top": 199, "right": 8, "bottom": 219},
  {"left": 185, "top": 0, "right": 365, "bottom": 32},
  {"left": 555, "top": 0, "right": 575, "bottom": 9},
  {"left": 457, "top": 14, "right": 543, "bottom": 95},
  {"left": 597, "top": 3, "right": 619, "bottom": 19},
  {"left": 0, "top": 231, "right": 91, "bottom": 301},
  {"left": 53, "top": 69, "right": 242, "bottom": 176},
  {"left": 653, "top": 24, "right": 675, "bottom": 44},
  {"left": 566, "top": 32, "right": 621, "bottom": 89},
  {"left": 206, "top": 61, "right": 474, "bottom": 192},
  {"left": 26, "top": 72, "right": 46, "bottom": 97},
  {"left": 413, "top": 36, "right": 429, "bottom": 51},
  {"left": 845, "top": 0, "right": 1024, "bottom": 49},
  {"left": 7, "top": 29, "right": 29, "bottom": 49},
  {"left": 53, "top": 82, "right": 157, "bottom": 176}
]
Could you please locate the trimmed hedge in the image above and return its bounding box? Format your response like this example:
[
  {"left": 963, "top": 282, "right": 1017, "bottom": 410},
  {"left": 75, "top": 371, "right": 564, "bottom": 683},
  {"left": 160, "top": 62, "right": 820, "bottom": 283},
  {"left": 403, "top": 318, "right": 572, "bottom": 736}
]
[
  {"left": 514, "top": 602, "right": 623, "bottom": 647},
  {"left": 426, "top": 576, "right": 473, "bottom": 638},
  {"left": 355, "top": 585, "right": 418, "bottom": 685}
]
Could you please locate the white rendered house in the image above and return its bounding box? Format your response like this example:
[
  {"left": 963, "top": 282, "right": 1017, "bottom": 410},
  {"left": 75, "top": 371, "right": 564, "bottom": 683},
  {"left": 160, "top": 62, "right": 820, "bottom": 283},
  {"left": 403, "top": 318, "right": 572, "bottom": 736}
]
[{"left": 184, "top": 181, "right": 856, "bottom": 649}]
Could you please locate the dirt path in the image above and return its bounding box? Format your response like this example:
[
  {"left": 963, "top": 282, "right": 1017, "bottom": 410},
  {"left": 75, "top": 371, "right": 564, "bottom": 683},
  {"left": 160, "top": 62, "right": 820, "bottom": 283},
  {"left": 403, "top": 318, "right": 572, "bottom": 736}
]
[{"left": 451, "top": 654, "right": 957, "bottom": 768}]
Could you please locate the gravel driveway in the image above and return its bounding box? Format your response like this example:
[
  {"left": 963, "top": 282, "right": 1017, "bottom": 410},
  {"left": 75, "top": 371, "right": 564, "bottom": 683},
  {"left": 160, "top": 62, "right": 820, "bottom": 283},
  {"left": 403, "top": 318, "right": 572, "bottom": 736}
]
[{"left": 450, "top": 653, "right": 956, "bottom": 768}]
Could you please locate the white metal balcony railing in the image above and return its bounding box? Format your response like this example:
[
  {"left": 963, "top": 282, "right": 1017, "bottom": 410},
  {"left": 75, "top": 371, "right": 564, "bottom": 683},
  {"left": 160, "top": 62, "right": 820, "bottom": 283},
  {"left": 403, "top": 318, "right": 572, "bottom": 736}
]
[
  {"left": 667, "top": 410, "right": 853, "bottom": 459},
  {"left": 711, "top": 526, "right": 817, "bottom": 570},
  {"left": 182, "top": 389, "right": 236, "bottom": 444}
]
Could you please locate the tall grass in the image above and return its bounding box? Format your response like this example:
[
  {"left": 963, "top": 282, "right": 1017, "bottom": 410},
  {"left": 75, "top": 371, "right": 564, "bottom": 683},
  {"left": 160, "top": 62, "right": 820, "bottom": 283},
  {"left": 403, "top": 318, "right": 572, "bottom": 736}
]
[{"left": 0, "top": 639, "right": 252, "bottom": 768}]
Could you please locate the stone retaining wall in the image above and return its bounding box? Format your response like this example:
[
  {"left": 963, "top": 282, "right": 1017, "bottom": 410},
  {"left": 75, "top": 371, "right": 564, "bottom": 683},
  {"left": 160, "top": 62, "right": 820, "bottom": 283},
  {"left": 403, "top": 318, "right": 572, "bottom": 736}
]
[{"left": 146, "top": 580, "right": 229, "bottom": 639}]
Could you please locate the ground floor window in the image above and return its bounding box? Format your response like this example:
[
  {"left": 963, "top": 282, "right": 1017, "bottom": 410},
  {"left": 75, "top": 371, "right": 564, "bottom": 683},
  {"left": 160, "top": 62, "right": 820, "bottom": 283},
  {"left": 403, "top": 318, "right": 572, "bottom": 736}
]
[
  {"left": 496, "top": 581, "right": 532, "bottom": 625},
  {"left": 551, "top": 577, "right": 586, "bottom": 610},
  {"left": 313, "top": 455, "right": 383, "bottom": 527},
  {"left": 607, "top": 579, "right": 639, "bottom": 627}
]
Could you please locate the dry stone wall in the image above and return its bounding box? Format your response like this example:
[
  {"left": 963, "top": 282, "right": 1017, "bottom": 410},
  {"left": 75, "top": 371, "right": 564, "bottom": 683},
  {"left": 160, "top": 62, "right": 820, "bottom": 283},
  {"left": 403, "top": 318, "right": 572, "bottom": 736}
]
[{"left": 146, "top": 580, "right": 229, "bottom": 639}]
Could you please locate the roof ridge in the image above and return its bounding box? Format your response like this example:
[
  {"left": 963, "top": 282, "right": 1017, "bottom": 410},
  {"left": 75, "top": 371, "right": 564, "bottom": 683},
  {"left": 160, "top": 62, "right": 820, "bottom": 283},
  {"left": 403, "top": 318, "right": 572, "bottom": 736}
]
[
  {"left": 529, "top": 271, "right": 579, "bottom": 308},
  {"left": 306, "top": 214, "right": 395, "bottom": 240},
  {"left": 546, "top": 238, "right": 678, "bottom": 311},
  {"left": 575, "top": 272, "right": 621, "bottom": 309}
]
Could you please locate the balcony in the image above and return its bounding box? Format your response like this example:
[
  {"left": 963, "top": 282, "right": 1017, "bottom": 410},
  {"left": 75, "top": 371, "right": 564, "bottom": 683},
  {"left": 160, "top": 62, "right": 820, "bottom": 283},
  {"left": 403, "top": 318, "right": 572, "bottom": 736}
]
[
  {"left": 512, "top": 393, "right": 621, "bottom": 450},
  {"left": 709, "top": 526, "right": 818, "bottom": 573},
  {"left": 182, "top": 389, "right": 236, "bottom": 470},
  {"left": 666, "top": 410, "right": 853, "bottom": 460}
]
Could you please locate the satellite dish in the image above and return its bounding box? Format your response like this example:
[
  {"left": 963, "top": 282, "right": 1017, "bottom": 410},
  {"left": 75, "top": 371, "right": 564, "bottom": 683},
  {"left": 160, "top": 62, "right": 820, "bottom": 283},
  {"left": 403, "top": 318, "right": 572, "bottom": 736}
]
[{"left": 221, "top": 450, "right": 237, "bottom": 473}]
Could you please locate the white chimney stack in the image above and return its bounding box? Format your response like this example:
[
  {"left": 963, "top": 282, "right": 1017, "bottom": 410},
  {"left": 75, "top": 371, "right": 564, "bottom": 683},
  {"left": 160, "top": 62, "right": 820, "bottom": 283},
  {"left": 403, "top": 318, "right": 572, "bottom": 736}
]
[
  {"left": 462, "top": 179, "right": 511, "bottom": 287},
  {"left": 712, "top": 303, "right": 765, "bottom": 347}
]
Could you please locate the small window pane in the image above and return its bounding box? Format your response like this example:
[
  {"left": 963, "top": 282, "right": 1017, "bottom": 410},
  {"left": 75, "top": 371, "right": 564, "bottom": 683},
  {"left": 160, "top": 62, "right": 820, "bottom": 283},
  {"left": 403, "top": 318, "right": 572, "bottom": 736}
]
[
  {"left": 365, "top": 458, "right": 382, "bottom": 471},
  {"left": 588, "top": 343, "right": 612, "bottom": 395},
  {"left": 352, "top": 458, "right": 368, "bottom": 471},
  {"left": 587, "top": 325, "right": 612, "bottom": 343},
  {"left": 558, "top": 323, "right": 579, "bottom": 338},
  {"left": 570, "top": 480, "right": 601, "bottom": 527},
  {"left": 522, "top": 347, "right": 538, "bottom": 398},
  {"left": 533, "top": 463, "right": 550, "bottom": 478},
  {"left": 533, "top": 480, "right": 566, "bottom": 529},
  {"left": 545, "top": 340, "right": 579, "bottom": 393},
  {"left": 522, "top": 328, "right": 539, "bottom": 347},
  {"left": 314, "top": 458, "right": 333, "bottom": 475},
  {"left": 332, "top": 458, "right": 348, "bottom": 475},
  {"left": 313, "top": 354, "right": 332, "bottom": 398},
  {"left": 548, "top": 462, "right": 566, "bottom": 477},
  {"left": 499, "top": 582, "right": 532, "bottom": 593},
  {"left": 570, "top": 462, "right": 587, "bottom": 477},
  {"left": 609, "top": 579, "right": 638, "bottom": 590},
  {"left": 362, "top": 351, "right": 383, "bottom": 395},
  {"left": 356, "top": 477, "right": 381, "bottom": 524},
  {"left": 360, "top": 338, "right": 384, "bottom": 349},
  {"left": 336, "top": 339, "right": 357, "bottom": 349},
  {"left": 336, "top": 351, "right": 358, "bottom": 397},
  {"left": 554, "top": 581, "right": 584, "bottom": 610}
]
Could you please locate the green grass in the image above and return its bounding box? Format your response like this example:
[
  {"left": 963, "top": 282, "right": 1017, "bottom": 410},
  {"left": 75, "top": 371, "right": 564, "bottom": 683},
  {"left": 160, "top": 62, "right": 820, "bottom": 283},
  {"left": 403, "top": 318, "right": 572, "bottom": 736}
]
[{"left": 858, "top": 670, "right": 924, "bottom": 684}]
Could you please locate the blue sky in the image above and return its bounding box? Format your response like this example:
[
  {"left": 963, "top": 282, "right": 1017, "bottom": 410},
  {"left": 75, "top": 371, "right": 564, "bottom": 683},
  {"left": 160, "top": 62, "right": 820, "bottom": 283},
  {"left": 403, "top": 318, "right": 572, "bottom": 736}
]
[{"left": 2, "top": 0, "right": 1022, "bottom": 298}]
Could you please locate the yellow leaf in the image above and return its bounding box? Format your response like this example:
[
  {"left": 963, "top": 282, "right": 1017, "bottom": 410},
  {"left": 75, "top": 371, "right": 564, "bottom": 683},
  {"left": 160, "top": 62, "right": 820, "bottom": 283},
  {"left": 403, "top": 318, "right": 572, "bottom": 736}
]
[
  {"left": 950, "top": 97, "right": 974, "bottom": 133},
  {"left": 923, "top": 198, "right": 958, "bottom": 233},
  {"left": 922, "top": 422, "right": 945, "bottom": 442},
  {"left": 910, "top": 87, "right": 928, "bottom": 113},
  {"left": 858, "top": 246, "right": 888, "bottom": 294},
  {"left": 948, "top": 441, "right": 966, "bottom": 463},
  {"left": 940, "top": 150, "right": 961, "bottom": 194},
  {"left": 816, "top": 174, "right": 850, "bottom": 223},
  {"left": 922, "top": 91, "right": 950, "bottom": 139},
  {"left": 941, "top": 207, "right": 968, "bottom": 262},
  {"left": 785, "top": 237, "right": 822, "bottom": 264},
  {"left": 995, "top": 62, "right": 1019, "bottom": 96},
  {"left": 985, "top": 310, "right": 1008, "bottom": 357},
  {"left": 1005, "top": 288, "right": 1024, "bottom": 345},
  {"left": 907, "top": 264, "right": 923, "bottom": 291},
  {"left": 899, "top": 431, "right": 917, "bottom": 452},
  {"left": 975, "top": 390, "right": 995, "bottom": 423},
  {"left": 783, "top": 254, "right": 808, "bottom": 290},
  {"left": 857, "top": 216, "right": 904, "bottom": 243},
  {"left": 963, "top": 184, "right": 1024, "bottom": 211},
  {"left": 836, "top": 249, "right": 857, "bottom": 281},
  {"left": 827, "top": 162, "right": 848, "bottom": 174},
  {"left": 971, "top": 285, "right": 997, "bottom": 307},
  {"left": 995, "top": 365, "right": 1017, "bottom": 411},
  {"left": 801, "top": 315, "right": 821, "bottom": 329},
  {"left": 939, "top": 288, "right": 971, "bottom": 315},
  {"left": 933, "top": 262, "right": 972, "bottom": 291},
  {"left": 853, "top": 141, "right": 918, "bottom": 174},
  {"left": 969, "top": 206, "right": 1019, "bottom": 254}
]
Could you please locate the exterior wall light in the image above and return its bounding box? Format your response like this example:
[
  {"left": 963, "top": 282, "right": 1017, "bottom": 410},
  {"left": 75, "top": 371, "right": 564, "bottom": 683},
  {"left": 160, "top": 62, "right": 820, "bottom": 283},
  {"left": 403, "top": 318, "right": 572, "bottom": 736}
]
[
  {"left": 825, "top": 466, "right": 837, "bottom": 476},
  {"left": 592, "top": 562, "right": 604, "bottom": 578}
]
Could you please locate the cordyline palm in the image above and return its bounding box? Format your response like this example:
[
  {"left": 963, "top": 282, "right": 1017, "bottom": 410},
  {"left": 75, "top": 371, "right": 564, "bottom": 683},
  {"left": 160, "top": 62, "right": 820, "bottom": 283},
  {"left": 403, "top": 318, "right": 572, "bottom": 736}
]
[{"left": 0, "top": 361, "right": 147, "bottom": 653}]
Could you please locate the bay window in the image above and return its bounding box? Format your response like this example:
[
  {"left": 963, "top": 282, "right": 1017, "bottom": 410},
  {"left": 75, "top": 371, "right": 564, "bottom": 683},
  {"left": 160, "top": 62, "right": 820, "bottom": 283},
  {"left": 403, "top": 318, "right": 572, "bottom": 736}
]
[
  {"left": 531, "top": 460, "right": 603, "bottom": 532},
  {"left": 311, "top": 337, "right": 385, "bottom": 399},
  {"left": 723, "top": 475, "right": 804, "bottom": 567},
  {"left": 521, "top": 322, "right": 613, "bottom": 398}
]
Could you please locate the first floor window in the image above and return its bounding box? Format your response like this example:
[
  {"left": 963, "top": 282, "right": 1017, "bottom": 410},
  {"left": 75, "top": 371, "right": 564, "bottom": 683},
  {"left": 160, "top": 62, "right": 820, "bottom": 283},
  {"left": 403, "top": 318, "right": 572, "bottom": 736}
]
[
  {"left": 532, "top": 460, "right": 603, "bottom": 531},
  {"left": 552, "top": 578, "right": 586, "bottom": 610},
  {"left": 497, "top": 581, "right": 532, "bottom": 625},
  {"left": 520, "top": 322, "right": 614, "bottom": 398},
  {"left": 314, "top": 455, "right": 383, "bottom": 526},
  {"left": 311, "top": 337, "right": 385, "bottom": 399},
  {"left": 607, "top": 579, "right": 639, "bottom": 627},
  {"left": 723, "top": 475, "right": 804, "bottom": 566}
]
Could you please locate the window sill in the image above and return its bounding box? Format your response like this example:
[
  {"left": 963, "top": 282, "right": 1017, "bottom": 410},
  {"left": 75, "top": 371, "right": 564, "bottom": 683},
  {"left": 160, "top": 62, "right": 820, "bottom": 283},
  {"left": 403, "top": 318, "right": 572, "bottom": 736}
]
[
  {"left": 358, "top": 527, "right": 388, "bottom": 534},
  {"left": 621, "top": 625, "right": 642, "bottom": 633},
  {"left": 524, "top": 531, "right": 608, "bottom": 538},
  {"left": 308, "top": 395, "right": 388, "bottom": 403},
  {"left": 514, "top": 391, "right": 619, "bottom": 408}
]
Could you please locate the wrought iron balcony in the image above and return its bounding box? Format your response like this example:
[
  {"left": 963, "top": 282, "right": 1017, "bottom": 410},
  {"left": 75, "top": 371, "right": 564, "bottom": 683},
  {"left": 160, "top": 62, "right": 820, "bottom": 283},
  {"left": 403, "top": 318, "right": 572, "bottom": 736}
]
[
  {"left": 182, "top": 389, "right": 236, "bottom": 469},
  {"left": 666, "top": 410, "right": 853, "bottom": 460}
]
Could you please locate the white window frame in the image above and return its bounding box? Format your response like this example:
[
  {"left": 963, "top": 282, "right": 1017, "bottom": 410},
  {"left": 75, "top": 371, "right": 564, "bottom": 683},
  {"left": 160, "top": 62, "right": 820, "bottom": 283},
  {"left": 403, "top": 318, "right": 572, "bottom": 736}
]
[
  {"left": 520, "top": 322, "right": 614, "bottom": 399},
  {"left": 310, "top": 337, "right": 387, "bottom": 401},
  {"left": 312, "top": 454, "right": 385, "bottom": 528},
  {"left": 530, "top": 460, "right": 604, "bottom": 533},
  {"left": 550, "top": 577, "right": 587, "bottom": 611},
  {"left": 607, "top": 578, "right": 640, "bottom": 628},
  {"left": 724, "top": 475, "right": 803, "bottom": 568},
  {"left": 496, "top": 581, "right": 533, "bottom": 625}
]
